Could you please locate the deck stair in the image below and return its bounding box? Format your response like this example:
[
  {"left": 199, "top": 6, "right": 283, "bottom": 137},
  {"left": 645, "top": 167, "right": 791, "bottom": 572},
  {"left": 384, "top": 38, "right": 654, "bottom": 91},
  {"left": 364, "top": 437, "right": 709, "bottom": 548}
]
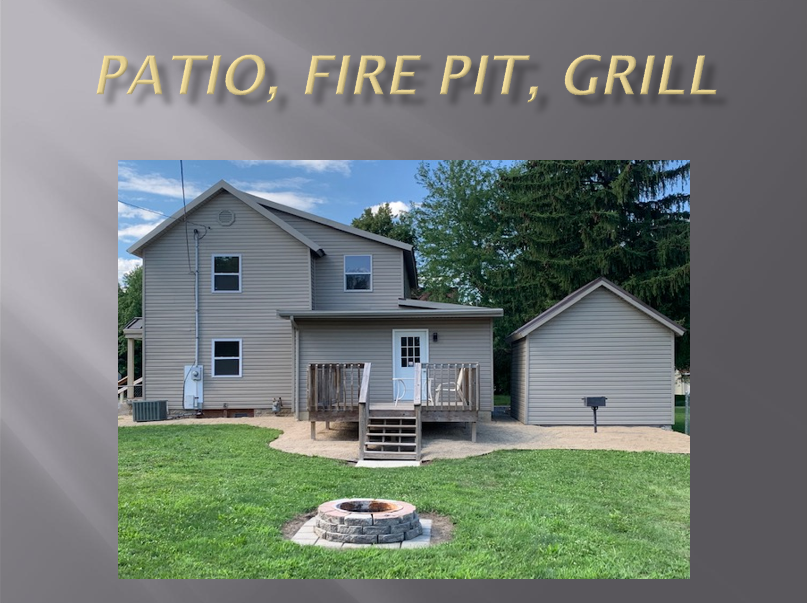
[{"left": 360, "top": 407, "right": 421, "bottom": 462}]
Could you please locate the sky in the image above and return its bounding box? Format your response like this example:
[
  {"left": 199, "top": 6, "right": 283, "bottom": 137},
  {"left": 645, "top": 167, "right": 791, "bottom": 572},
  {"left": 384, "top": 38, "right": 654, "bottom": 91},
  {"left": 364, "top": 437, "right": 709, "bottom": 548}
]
[{"left": 117, "top": 160, "right": 434, "bottom": 282}]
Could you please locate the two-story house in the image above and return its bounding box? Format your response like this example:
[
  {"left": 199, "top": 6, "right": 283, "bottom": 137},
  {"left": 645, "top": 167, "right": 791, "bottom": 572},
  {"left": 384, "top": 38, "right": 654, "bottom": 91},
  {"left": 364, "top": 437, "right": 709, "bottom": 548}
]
[{"left": 126, "top": 181, "right": 502, "bottom": 456}]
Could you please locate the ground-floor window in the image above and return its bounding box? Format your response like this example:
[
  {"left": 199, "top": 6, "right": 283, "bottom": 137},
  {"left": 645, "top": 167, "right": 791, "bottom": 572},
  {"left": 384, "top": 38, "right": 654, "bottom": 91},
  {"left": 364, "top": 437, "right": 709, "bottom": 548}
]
[{"left": 212, "top": 339, "right": 242, "bottom": 377}]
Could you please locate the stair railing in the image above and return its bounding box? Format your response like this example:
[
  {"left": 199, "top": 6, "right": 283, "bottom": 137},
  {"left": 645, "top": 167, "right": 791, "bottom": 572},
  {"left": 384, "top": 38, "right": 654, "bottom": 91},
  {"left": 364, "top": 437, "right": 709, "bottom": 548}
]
[
  {"left": 414, "top": 365, "right": 423, "bottom": 461},
  {"left": 118, "top": 377, "right": 143, "bottom": 402}
]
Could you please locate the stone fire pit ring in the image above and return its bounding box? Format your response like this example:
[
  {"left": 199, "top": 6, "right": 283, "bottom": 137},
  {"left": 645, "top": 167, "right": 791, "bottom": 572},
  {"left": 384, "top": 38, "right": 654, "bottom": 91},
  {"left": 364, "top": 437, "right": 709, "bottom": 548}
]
[{"left": 315, "top": 498, "right": 423, "bottom": 545}]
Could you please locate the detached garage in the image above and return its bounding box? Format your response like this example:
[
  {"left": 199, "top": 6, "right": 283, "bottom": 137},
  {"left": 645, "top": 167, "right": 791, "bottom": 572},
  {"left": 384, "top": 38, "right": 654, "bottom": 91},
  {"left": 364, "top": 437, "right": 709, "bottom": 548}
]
[{"left": 507, "top": 277, "right": 686, "bottom": 427}]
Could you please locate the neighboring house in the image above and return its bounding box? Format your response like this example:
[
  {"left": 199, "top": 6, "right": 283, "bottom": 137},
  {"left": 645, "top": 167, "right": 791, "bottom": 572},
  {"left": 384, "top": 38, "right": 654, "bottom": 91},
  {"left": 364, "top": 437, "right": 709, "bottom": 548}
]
[
  {"left": 126, "top": 181, "right": 501, "bottom": 455},
  {"left": 507, "top": 277, "right": 685, "bottom": 427},
  {"left": 674, "top": 370, "right": 691, "bottom": 396}
]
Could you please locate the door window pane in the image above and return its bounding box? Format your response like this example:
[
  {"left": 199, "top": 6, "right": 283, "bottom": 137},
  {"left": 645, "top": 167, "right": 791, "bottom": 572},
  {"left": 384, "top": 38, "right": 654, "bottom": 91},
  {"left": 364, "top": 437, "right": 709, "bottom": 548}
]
[{"left": 400, "top": 336, "right": 421, "bottom": 367}]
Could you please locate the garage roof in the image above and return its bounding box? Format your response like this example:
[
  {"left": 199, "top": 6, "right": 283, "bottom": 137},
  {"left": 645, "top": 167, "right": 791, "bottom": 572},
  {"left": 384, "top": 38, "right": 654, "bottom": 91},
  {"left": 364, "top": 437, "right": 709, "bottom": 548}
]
[{"left": 506, "top": 277, "right": 686, "bottom": 343}]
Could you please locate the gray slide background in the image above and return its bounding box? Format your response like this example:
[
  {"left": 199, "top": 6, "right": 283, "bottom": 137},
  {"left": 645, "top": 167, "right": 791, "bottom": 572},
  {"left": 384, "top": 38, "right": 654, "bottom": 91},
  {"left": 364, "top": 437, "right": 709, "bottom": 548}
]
[{"left": 1, "top": 0, "right": 805, "bottom": 601}]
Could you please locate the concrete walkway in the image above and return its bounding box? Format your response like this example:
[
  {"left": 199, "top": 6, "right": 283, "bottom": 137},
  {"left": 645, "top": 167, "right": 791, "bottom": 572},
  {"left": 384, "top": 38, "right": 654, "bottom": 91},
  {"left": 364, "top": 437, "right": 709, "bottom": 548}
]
[{"left": 118, "top": 414, "right": 690, "bottom": 460}]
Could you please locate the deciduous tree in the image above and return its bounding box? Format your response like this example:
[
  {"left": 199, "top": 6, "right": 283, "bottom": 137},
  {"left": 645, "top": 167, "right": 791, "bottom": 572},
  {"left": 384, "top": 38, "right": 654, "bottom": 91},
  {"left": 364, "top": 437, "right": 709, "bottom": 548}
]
[
  {"left": 118, "top": 265, "right": 143, "bottom": 378},
  {"left": 351, "top": 202, "right": 416, "bottom": 247}
]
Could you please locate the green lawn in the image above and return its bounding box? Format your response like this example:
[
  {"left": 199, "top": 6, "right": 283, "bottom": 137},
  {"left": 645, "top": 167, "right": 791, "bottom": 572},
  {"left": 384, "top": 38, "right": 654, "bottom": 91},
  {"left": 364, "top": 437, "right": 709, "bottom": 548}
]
[
  {"left": 494, "top": 394, "right": 511, "bottom": 406},
  {"left": 673, "top": 406, "right": 689, "bottom": 434},
  {"left": 118, "top": 425, "right": 690, "bottom": 579}
]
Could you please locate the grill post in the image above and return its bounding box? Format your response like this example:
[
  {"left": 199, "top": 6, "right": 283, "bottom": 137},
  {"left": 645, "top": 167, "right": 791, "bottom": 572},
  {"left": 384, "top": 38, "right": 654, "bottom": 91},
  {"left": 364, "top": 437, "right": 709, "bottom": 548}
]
[{"left": 582, "top": 396, "right": 606, "bottom": 433}]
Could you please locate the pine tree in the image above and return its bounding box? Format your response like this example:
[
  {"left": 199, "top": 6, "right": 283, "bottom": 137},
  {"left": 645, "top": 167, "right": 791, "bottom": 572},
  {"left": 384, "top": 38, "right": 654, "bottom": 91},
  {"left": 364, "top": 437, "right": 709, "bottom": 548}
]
[{"left": 498, "top": 160, "right": 690, "bottom": 367}]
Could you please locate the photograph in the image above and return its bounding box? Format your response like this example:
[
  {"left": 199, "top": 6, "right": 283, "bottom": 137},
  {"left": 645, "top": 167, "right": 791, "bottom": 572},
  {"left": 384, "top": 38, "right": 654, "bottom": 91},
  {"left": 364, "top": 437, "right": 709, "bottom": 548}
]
[{"left": 117, "top": 160, "right": 690, "bottom": 578}]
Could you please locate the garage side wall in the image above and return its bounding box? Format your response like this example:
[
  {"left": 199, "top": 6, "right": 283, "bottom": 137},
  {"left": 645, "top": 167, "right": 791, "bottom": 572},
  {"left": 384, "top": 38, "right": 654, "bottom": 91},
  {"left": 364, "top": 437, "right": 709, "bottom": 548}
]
[
  {"left": 510, "top": 339, "right": 528, "bottom": 422},
  {"left": 526, "top": 288, "right": 675, "bottom": 425}
]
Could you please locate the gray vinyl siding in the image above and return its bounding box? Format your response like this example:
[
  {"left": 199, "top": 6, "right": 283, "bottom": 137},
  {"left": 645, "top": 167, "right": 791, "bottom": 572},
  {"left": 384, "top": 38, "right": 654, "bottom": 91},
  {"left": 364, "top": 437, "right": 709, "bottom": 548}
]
[
  {"left": 524, "top": 287, "right": 674, "bottom": 425},
  {"left": 143, "top": 192, "right": 310, "bottom": 410},
  {"left": 296, "top": 317, "right": 494, "bottom": 419},
  {"left": 509, "top": 339, "right": 528, "bottom": 422},
  {"left": 268, "top": 209, "right": 405, "bottom": 310}
]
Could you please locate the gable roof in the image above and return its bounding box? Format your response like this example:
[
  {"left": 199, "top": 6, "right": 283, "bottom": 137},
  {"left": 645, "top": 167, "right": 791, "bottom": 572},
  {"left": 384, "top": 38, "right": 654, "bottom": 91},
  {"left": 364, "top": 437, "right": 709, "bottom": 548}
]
[
  {"left": 127, "top": 181, "right": 325, "bottom": 257},
  {"left": 126, "top": 180, "right": 418, "bottom": 286},
  {"left": 506, "top": 277, "right": 686, "bottom": 343}
]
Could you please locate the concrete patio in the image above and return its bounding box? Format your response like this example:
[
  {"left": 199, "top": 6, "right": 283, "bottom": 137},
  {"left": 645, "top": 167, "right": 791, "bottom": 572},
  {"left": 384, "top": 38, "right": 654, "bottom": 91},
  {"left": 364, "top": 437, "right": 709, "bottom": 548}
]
[{"left": 118, "top": 413, "right": 690, "bottom": 459}]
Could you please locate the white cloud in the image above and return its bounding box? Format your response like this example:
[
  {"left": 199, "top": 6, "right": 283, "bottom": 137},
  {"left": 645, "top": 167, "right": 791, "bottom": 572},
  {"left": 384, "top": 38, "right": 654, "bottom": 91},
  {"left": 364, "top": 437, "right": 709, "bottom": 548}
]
[
  {"left": 119, "top": 164, "right": 203, "bottom": 199},
  {"left": 231, "top": 160, "right": 352, "bottom": 175},
  {"left": 370, "top": 201, "right": 410, "bottom": 216},
  {"left": 118, "top": 201, "right": 157, "bottom": 221},
  {"left": 118, "top": 220, "right": 164, "bottom": 241},
  {"left": 118, "top": 258, "right": 142, "bottom": 283},
  {"left": 244, "top": 189, "right": 325, "bottom": 212}
]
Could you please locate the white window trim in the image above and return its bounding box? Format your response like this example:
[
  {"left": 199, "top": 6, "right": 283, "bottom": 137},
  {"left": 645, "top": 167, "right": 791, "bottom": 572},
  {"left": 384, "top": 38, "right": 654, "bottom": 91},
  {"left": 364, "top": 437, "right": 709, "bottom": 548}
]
[
  {"left": 211, "top": 338, "right": 243, "bottom": 378},
  {"left": 344, "top": 254, "right": 373, "bottom": 292},
  {"left": 212, "top": 254, "right": 242, "bottom": 293}
]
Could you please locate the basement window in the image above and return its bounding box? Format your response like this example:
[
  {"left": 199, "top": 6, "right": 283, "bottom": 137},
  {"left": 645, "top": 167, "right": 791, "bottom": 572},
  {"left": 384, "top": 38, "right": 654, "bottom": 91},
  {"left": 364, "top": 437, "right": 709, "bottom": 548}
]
[
  {"left": 345, "top": 255, "right": 372, "bottom": 291},
  {"left": 212, "top": 339, "right": 242, "bottom": 377},
  {"left": 212, "top": 254, "right": 241, "bottom": 292}
]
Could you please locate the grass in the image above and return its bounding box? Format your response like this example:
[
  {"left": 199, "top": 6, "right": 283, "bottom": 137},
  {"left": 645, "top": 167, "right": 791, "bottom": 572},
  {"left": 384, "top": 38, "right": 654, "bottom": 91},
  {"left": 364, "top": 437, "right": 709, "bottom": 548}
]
[
  {"left": 673, "top": 406, "right": 689, "bottom": 434},
  {"left": 494, "top": 394, "right": 511, "bottom": 406},
  {"left": 118, "top": 425, "right": 690, "bottom": 579}
]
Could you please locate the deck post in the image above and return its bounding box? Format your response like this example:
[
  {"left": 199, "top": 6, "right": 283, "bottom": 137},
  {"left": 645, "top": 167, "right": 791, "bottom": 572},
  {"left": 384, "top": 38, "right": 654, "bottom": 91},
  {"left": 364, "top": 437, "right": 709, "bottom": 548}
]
[
  {"left": 471, "top": 421, "right": 477, "bottom": 443},
  {"left": 307, "top": 365, "right": 314, "bottom": 415},
  {"left": 325, "top": 421, "right": 331, "bottom": 430},
  {"left": 415, "top": 403, "right": 422, "bottom": 462},
  {"left": 414, "top": 362, "right": 421, "bottom": 406},
  {"left": 310, "top": 421, "right": 316, "bottom": 440},
  {"left": 358, "top": 401, "right": 367, "bottom": 460}
]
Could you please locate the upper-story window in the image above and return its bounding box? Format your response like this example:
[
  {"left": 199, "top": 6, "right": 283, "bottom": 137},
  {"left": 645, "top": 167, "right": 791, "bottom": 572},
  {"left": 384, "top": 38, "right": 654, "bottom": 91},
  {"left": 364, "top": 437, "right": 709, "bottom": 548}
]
[
  {"left": 344, "top": 255, "right": 372, "bottom": 291},
  {"left": 212, "top": 254, "right": 241, "bottom": 292}
]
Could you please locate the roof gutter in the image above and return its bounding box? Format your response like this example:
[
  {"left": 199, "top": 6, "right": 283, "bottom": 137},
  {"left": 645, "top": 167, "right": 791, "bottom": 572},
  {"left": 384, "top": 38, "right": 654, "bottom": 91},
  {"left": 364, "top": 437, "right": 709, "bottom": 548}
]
[{"left": 277, "top": 309, "right": 503, "bottom": 319}]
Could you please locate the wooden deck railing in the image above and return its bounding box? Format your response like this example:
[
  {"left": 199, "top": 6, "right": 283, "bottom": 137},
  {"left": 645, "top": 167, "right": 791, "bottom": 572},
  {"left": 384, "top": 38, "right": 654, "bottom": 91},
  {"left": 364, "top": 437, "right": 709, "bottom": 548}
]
[
  {"left": 414, "top": 362, "right": 480, "bottom": 411},
  {"left": 118, "top": 377, "right": 143, "bottom": 402},
  {"left": 307, "top": 363, "right": 371, "bottom": 414}
]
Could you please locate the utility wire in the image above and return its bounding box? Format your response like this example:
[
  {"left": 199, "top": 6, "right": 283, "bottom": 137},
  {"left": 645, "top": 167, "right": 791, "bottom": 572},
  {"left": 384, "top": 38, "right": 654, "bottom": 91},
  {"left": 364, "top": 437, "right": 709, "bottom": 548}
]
[
  {"left": 181, "top": 160, "right": 193, "bottom": 274},
  {"left": 118, "top": 199, "right": 211, "bottom": 232}
]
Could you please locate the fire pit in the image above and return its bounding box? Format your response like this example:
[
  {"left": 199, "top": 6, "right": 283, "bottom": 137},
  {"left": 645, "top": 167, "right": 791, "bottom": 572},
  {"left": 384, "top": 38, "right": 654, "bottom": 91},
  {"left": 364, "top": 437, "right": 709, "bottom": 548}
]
[{"left": 315, "top": 498, "right": 423, "bottom": 544}]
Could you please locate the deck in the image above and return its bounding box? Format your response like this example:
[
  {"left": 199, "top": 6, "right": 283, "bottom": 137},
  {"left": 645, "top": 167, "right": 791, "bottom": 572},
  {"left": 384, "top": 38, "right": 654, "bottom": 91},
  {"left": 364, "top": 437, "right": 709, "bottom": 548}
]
[{"left": 307, "top": 362, "right": 481, "bottom": 457}]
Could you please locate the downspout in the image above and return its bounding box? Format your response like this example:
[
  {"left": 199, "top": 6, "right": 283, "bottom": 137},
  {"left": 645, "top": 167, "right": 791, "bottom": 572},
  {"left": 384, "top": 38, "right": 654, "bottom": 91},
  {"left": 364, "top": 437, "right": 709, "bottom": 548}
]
[
  {"left": 290, "top": 315, "right": 299, "bottom": 418},
  {"left": 194, "top": 229, "right": 200, "bottom": 365}
]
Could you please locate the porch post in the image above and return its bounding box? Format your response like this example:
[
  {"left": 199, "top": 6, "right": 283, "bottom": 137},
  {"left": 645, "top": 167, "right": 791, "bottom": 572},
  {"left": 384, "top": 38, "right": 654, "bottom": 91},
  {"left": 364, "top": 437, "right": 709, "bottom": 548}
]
[{"left": 127, "top": 337, "right": 135, "bottom": 399}]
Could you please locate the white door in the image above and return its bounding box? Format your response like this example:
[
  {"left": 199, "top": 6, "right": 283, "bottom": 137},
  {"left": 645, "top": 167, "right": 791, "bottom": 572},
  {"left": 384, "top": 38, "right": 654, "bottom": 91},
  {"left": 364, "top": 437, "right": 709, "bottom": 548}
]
[{"left": 392, "top": 329, "right": 428, "bottom": 401}]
